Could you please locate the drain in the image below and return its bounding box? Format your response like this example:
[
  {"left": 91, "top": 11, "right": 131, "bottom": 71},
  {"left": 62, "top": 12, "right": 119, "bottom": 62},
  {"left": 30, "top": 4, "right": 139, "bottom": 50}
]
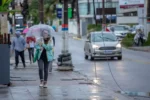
[
  {"left": 61, "top": 79, "right": 73, "bottom": 81},
  {"left": 61, "top": 78, "right": 85, "bottom": 81},
  {"left": 10, "top": 79, "right": 36, "bottom": 81},
  {"left": 78, "top": 82, "right": 93, "bottom": 85},
  {"left": 116, "top": 91, "right": 150, "bottom": 98},
  {"left": 71, "top": 78, "right": 85, "bottom": 80}
]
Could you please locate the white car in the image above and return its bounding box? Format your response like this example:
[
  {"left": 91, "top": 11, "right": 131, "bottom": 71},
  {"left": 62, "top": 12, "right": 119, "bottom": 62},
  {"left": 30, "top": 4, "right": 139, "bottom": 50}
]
[
  {"left": 84, "top": 32, "right": 122, "bottom": 60},
  {"left": 109, "top": 25, "right": 130, "bottom": 40}
]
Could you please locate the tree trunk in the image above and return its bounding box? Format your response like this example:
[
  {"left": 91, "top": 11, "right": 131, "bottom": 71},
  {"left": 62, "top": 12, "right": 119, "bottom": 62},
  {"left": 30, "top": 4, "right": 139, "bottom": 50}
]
[
  {"left": 39, "top": 0, "right": 44, "bottom": 24},
  {"left": 93, "top": 0, "right": 97, "bottom": 25},
  {"left": 76, "top": 0, "right": 81, "bottom": 38},
  {"left": 87, "top": 0, "right": 90, "bottom": 14}
]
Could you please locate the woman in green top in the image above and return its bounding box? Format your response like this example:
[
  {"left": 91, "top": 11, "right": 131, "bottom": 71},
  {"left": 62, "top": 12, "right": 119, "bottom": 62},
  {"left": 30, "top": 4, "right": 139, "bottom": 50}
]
[{"left": 35, "top": 30, "right": 53, "bottom": 88}]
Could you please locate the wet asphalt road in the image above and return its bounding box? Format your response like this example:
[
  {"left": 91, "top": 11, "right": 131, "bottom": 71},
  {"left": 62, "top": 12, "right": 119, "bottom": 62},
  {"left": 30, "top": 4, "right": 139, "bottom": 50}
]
[{"left": 54, "top": 33, "right": 150, "bottom": 93}]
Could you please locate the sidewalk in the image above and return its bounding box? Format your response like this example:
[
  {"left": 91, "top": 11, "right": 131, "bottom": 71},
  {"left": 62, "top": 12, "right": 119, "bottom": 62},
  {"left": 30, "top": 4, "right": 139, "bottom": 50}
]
[
  {"left": 129, "top": 46, "right": 150, "bottom": 52},
  {"left": 0, "top": 55, "right": 135, "bottom": 100}
]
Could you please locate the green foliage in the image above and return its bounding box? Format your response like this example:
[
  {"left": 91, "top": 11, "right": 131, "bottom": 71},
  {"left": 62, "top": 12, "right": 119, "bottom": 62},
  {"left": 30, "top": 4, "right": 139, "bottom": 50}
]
[
  {"left": 126, "top": 33, "right": 135, "bottom": 38},
  {"left": 28, "top": 0, "right": 39, "bottom": 24},
  {"left": 29, "top": 0, "right": 58, "bottom": 24},
  {"left": 121, "top": 32, "right": 150, "bottom": 47},
  {"left": 87, "top": 24, "right": 102, "bottom": 33},
  {"left": 144, "top": 32, "right": 150, "bottom": 46},
  {"left": 0, "top": 0, "right": 12, "bottom": 11},
  {"left": 121, "top": 34, "right": 134, "bottom": 47},
  {"left": 44, "top": 0, "right": 58, "bottom": 24}
]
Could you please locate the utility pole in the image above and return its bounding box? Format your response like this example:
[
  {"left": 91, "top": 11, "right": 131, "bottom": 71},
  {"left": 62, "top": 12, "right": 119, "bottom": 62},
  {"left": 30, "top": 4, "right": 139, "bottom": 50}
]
[
  {"left": 57, "top": 0, "right": 73, "bottom": 71},
  {"left": 39, "top": 0, "right": 44, "bottom": 24},
  {"left": 87, "top": 0, "right": 90, "bottom": 14},
  {"left": 76, "top": 0, "right": 81, "bottom": 38},
  {"left": 93, "top": 0, "right": 97, "bottom": 25},
  {"left": 102, "top": 0, "right": 106, "bottom": 30},
  {"left": 21, "top": 0, "right": 29, "bottom": 26},
  {"left": 12, "top": 0, "right": 15, "bottom": 34}
]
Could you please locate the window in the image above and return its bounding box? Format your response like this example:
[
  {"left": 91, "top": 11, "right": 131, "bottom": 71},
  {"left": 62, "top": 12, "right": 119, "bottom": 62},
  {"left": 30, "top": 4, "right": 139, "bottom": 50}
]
[
  {"left": 92, "top": 33, "right": 117, "bottom": 42},
  {"left": 79, "top": 2, "right": 119, "bottom": 15},
  {"left": 79, "top": 3, "right": 88, "bottom": 15}
]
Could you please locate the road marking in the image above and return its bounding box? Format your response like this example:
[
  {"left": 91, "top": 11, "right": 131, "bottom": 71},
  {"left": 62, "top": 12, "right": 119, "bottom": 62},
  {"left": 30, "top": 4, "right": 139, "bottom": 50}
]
[
  {"left": 73, "top": 37, "right": 81, "bottom": 40},
  {"left": 125, "top": 57, "right": 150, "bottom": 65}
]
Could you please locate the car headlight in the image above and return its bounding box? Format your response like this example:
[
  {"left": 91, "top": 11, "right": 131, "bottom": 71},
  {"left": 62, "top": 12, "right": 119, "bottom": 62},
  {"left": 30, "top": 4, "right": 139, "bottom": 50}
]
[
  {"left": 116, "top": 43, "right": 121, "bottom": 48},
  {"left": 92, "top": 45, "right": 99, "bottom": 49}
]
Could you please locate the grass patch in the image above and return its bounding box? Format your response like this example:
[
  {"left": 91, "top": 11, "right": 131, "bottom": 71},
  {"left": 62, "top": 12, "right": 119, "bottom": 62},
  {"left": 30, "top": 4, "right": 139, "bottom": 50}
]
[
  {"left": 87, "top": 24, "right": 102, "bottom": 34},
  {"left": 144, "top": 32, "right": 150, "bottom": 46},
  {"left": 121, "top": 32, "right": 150, "bottom": 47},
  {"left": 121, "top": 34, "right": 134, "bottom": 47}
]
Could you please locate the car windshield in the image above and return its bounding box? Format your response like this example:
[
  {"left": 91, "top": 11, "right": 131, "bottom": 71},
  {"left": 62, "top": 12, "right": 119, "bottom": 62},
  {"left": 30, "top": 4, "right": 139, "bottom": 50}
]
[
  {"left": 91, "top": 33, "right": 117, "bottom": 42},
  {"left": 114, "top": 26, "right": 128, "bottom": 31}
]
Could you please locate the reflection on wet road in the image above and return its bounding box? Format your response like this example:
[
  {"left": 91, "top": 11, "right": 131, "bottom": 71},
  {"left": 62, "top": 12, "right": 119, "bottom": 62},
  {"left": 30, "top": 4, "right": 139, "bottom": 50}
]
[{"left": 53, "top": 33, "right": 150, "bottom": 98}]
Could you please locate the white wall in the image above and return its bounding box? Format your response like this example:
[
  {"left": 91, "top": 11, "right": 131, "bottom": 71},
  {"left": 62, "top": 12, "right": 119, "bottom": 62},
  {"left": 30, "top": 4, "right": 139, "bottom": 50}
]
[{"left": 117, "top": 16, "right": 138, "bottom": 24}]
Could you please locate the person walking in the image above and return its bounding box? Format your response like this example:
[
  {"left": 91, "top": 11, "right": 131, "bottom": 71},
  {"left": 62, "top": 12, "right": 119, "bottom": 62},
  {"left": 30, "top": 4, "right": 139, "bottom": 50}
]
[
  {"left": 12, "top": 31, "right": 26, "bottom": 68},
  {"left": 27, "top": 37, "right": 35, "bottom": 64},
  {"left": 35, "top": 30, "right": 53, "bottom": 88}
]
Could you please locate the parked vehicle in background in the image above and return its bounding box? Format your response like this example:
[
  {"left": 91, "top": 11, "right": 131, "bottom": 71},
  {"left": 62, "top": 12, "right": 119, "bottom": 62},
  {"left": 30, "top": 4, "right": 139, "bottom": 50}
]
[
  {"left": 84, "top": 32, "right": 122, "bottom": 60},
  {"left": 15, "top": 14, "right": 25, "bottom": 32},
  {"left": 109, "top": 25, "right": 130, "bottom": 40}
]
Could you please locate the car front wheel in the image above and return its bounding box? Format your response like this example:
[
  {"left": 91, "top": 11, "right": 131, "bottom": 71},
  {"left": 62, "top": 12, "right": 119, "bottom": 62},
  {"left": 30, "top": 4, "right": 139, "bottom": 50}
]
[
  {"left": 118, "top": 56, "right": 122, "bottom": 60},
  {"left": 85, "top": 55, "right": 88, "bottom": 59},
  {"left": 90, "top": 56, "right": 94, "bottom": 61}
]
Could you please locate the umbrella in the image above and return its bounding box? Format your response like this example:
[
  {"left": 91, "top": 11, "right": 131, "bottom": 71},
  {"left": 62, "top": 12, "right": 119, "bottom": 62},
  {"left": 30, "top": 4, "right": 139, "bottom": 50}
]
[
  {"left": 135, "top": 24, "right": 144, "bottom": 30},
  {"left": 23, "top": 28, "right": 29, "bottom": 34},
  {"left": 26, "top": 24, "right": 55, "bottom": 39}
]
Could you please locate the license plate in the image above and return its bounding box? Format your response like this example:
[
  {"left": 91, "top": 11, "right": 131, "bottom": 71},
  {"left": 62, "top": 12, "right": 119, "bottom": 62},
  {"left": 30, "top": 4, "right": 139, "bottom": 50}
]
[{"left": 104, "top": 50, "right": 113, "bottom": 54}]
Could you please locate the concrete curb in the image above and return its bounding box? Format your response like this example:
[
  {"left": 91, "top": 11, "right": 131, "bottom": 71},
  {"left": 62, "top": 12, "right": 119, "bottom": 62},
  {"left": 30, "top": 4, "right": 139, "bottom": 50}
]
[{"left": 128, "top": 47, "right": 150, "bottom": 52}]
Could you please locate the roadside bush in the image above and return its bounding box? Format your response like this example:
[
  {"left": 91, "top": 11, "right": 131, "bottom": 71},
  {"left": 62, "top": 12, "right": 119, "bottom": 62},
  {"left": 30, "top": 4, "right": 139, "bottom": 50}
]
[
  {"left": 121, "top": 37, "right": 134, "bottom": 47},
  {"left": 87, "top": 24, "right": 102, "bottom": 34},
  {"left": 144, "top": 32, "right": 150, "bottom": 46},
  {"left": 121, "top": 33, "right": 135, "bottom": 47},
  {"left": 126, "top": 33, "right": 135, "bottom": 38},
  {"left": 121, "top": 32, "right": 150, "bottom": 47}
]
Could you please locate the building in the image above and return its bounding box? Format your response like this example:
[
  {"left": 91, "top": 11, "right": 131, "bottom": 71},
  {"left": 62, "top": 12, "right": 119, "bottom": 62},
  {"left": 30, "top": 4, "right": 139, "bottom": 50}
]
[{"left": 78, "top": 0, "right": 119, "bottom": 24}]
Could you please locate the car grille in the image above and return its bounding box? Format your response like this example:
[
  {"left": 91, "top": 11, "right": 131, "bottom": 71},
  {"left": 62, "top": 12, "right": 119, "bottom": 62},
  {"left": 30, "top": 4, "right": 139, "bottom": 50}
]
[{"left": 99, "top": 47, "right": 116, "bottom": 50}]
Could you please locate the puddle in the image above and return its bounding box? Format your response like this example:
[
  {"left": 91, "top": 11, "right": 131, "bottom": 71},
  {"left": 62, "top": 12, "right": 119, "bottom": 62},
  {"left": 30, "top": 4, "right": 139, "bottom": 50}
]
[{"left": 116, "top": 91, "right": 150, "bottom": 97}]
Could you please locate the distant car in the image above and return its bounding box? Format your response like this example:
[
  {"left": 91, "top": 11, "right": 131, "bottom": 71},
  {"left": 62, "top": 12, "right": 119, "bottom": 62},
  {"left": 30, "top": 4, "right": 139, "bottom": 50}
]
[
  {"left": 84, "top": 32, "right": 122, "bottom": 60},
  {"left": 111, "top": 25, "right": 130, "bottom": 40}
]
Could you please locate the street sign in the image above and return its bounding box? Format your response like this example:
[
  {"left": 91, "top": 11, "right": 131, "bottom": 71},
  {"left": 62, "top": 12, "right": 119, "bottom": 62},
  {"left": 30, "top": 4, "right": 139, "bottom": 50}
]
[
  {"left": 68, "top": 8, "right": 72, "bottom": 18},
  {"left": 56, "top": 7, "right": 72, "bottom": 19},
  {"left": 119, "top": 0, "right": 144, "bottom": 9},
  {"left": 57, "top": 8, "right": 62, "bottom": 19}
]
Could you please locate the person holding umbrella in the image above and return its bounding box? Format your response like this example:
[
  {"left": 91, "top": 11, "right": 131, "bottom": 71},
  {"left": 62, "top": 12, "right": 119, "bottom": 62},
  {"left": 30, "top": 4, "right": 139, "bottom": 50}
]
[{"left": 35, "top": 30, "right": 53, "bottom": 88}]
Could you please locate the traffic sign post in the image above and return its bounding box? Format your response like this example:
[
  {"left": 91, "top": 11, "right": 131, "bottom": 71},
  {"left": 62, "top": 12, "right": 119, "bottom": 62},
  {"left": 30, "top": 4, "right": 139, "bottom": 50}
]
[
  {"left": 57, "top": 0, "right": 74, "bottom": 71},
  {"left": 57, "top": 8, "right": 62, "bottom": 19},
  {"left": 56, "top": 4, "right": 72, "bottom": 19}
]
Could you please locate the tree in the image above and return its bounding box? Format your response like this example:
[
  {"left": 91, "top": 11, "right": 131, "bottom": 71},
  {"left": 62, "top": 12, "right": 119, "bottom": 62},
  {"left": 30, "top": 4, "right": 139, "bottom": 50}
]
[
  {"left": 76, "top": 0, "right": 81, "bottom": 38},
  {"left": 28, "top": 0, "right": 58, "bottom": 24},
  {"left": 20, "top": 0, "right": 29, "bottom": 25},
  {"left": 44, "top": 0, "right": 58, "bottom": 25}
]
